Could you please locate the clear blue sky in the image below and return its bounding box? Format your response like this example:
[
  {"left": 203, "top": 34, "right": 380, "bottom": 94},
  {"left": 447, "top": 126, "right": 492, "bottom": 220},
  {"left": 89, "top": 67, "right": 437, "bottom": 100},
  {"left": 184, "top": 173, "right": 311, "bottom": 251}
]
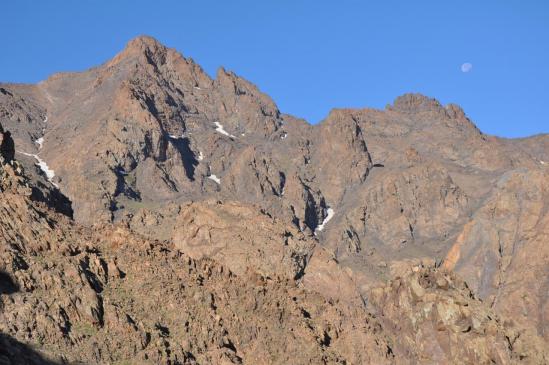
[{"left": 2, "top": 0, "right": 548, "bottom": 137}]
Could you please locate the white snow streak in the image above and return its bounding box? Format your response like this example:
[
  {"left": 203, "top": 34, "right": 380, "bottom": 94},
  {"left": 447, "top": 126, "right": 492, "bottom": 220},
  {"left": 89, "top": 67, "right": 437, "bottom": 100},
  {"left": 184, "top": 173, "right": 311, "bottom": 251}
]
[
  {"left": 214, "top": 122, "right": 236, "bottom": 139},
  {"left": 207, "top": 174, "right": 221, "bottom": 184},
  {"left": 43, "top": 116, "right": 48, "bottom": 123},
  {"left": 541, "top": 160, "right": 546, "bottom": 165},
  {"left": 197, "top": 151, "right": 204, "bottom": 161},
  {"left": 315, "top": 208, "right": 335, "bottom": 234},
  {"left": 281, "top": 132, "right": 287, "bottom": 140},
  {"left": 35, "top": 157, "right": 55, "bottom": 182},
  {"left": 18, "top": 151, "right": 58, "bottom": 187}
]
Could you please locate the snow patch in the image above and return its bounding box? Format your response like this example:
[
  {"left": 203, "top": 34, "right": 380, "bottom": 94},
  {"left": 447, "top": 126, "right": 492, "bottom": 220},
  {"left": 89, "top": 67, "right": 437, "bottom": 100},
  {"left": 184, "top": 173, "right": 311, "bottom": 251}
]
[
  {"left": 281, "top": 132, "right": 287, "bottom": 140},
  {"left": 197, "top": 151, "right": 204, "bottom": 161},
  {"left": 214, "top": 122, "right": 236, "bottom": 139},
  {"left": 43, "top": 116, "right": 48, "bottom": 123},
  {"left": 35, "top": 157, "right": 56, "bottom": 182},
  {"left": 18, "top": 151, "right": 58, "bottom": 187},
  {"left": 315, "top": 208, "right": 335, "bottom": 234},
  {"left": 541, "top": 160, "right": 546, "bottom": 165},
  {"left": 193, "top": 86, "right": 201, "bottom": 90},
  {"left": 35, "top": 137, "right": 44, "bottom": 149},
  {"left": 207, "top": 174, "right": 221, "bottom": 184}
]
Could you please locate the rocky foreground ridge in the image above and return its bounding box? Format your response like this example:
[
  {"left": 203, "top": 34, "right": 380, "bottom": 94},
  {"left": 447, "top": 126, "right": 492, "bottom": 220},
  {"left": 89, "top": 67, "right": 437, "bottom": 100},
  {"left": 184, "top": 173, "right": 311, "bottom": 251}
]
[{"left": 0, "top": 36, "right": 548, "bottom": 364}]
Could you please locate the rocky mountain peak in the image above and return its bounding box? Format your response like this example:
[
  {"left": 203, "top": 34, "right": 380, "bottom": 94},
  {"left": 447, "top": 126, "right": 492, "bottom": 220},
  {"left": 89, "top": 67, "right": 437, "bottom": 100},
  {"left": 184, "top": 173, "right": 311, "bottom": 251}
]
[
  {"left": 107, "top": 35, "right": 174, "bottom": 70},
  {"left": 125, "top": 35, "right": 165, "bottom": 51},
  {"left": 388, "top": 93, "right": 444, "bottom": 113},
  {"left": 385, "top": 93, "right": 481, "bottom": 135},
  {"left": 122, "top": 35, "right": 167, "bottom": 57}
]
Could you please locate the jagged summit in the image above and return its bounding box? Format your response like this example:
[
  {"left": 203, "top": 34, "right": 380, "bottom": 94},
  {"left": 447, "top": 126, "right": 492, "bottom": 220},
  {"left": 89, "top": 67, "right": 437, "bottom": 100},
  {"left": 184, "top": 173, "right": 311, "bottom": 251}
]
[
  {"left": 389, "top": 92, "right": 443, "bottom": 112},
  {"left": 387, "top": 92, "right": 461, "bottom": 117},
  {"left": 382, "top": 92, "right": 480, "bottom": 134},
  {"left": 125, "top": 34, "right": 165, "bottom": 50},
  {"left": 106, "top": 35, "right": 175, "bottom": 69},
  {"left": 387, "top": 93, "right": 467, "bottom": 118}
]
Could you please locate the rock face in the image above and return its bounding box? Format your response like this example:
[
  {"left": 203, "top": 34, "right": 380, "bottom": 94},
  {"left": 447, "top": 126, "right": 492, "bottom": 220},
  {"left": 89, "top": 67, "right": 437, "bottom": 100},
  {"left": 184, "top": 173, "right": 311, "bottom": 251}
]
[
  {"left": 0, "top": 36, "right": 548, "bottom": 364},
  {"left": 0, "top": 133, "right": 545, "bottom": 364},
  {"left": 0, "top": 150, "right": 395, "bottom": 364},
  {"left": 171, "top": 200, "right": 315, "bottom": 281},
  {"left": 443, "top": 168, "right": 549, "bottom": 343},
  {"left": 369, "top": 267, "right": 548, "bottom": 364}
]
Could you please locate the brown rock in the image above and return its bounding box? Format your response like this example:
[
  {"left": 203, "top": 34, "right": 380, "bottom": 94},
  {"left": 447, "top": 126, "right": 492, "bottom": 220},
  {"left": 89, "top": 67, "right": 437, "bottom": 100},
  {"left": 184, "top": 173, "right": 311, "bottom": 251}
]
[{"left": 0, "top": 36, "right": 548, "bottom": 364}]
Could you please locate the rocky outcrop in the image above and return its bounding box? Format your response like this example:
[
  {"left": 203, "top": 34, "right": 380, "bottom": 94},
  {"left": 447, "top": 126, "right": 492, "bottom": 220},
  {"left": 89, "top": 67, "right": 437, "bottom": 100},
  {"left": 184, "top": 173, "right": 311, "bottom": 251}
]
[
  {"left": 369, "top": 266, "right": 548, "bottom": 364},
  {"left": 443, "top": 168, "right": 549, "bottom": 343},
  {"left": 171, "top": 200, "right": 315, "bottom": 281}
]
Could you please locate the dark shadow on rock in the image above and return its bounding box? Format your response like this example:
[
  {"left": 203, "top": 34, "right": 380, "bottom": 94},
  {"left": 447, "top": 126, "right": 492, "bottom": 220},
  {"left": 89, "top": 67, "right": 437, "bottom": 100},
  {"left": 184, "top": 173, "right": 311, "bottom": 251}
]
[
  {"left": 0, "top": 333, "right": 64, "bottom": 364},
  {"left": 0, "top": 130, "right": 15, "bottom": 163},
  {"left": 0, "top": 271, "right": 18, "bottom": 295},
  {"left": 112, "top": 167, "right": 141, "bottom": 202},
  {"left": 169, "top": 137, "right": 198, "bottom": 181},
  {"left": 31, "top": 184, "right": 74, "bottom": 219}
]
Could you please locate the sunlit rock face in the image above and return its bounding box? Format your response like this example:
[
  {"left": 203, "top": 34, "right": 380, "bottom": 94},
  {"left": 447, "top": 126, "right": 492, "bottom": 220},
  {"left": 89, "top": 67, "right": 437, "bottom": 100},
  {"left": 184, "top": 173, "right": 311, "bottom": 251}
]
[{"left": 0, "top": 36, "right": 548, "bottom": 363}]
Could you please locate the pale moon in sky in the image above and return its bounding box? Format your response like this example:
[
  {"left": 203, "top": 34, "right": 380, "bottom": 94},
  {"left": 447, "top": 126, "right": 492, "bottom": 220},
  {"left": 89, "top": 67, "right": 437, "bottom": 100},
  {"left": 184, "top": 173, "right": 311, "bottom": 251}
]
[{"left": 461, "top": 63, "right": 473, "bottom": 73}]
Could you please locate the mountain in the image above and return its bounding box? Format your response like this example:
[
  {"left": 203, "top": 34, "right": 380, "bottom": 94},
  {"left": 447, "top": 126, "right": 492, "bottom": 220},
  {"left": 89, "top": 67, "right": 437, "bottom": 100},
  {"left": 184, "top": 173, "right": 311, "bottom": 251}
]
[{"left": 0, "top": 35, "right": 548, "bottom": 364}]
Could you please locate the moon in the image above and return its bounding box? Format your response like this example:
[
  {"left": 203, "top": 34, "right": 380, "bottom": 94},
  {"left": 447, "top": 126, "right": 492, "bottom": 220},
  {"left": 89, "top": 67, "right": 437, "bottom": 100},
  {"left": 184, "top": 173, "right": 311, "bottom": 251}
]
[{"left": 461, "top": 63, "right": 473, "bottom": 73}]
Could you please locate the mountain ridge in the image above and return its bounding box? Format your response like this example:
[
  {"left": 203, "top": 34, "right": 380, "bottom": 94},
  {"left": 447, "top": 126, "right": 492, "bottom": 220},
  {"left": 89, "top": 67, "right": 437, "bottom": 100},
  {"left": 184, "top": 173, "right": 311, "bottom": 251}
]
[{"left": 0, "top": 35, "right": 548, "bottom": 364}]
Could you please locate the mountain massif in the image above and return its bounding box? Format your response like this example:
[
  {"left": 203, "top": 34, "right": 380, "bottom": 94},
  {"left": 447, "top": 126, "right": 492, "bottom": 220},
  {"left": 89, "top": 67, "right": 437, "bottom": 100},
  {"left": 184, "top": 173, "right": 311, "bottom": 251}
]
[{"left": 0, "top": 36, "right": 548, "bottom": 364}]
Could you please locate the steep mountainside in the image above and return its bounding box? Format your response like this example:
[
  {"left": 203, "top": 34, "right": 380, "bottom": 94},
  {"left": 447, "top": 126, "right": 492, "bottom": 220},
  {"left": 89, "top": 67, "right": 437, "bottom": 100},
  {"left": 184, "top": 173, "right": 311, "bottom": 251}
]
[
  {"left": 0, "top": 36, "right": 548, "bottom": 364},
  {"left": 0, "top": 153, "right": 545, "bottom": 364},
  {"left": 0, "top": 153, "right": 394, "bottom": 364}
]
